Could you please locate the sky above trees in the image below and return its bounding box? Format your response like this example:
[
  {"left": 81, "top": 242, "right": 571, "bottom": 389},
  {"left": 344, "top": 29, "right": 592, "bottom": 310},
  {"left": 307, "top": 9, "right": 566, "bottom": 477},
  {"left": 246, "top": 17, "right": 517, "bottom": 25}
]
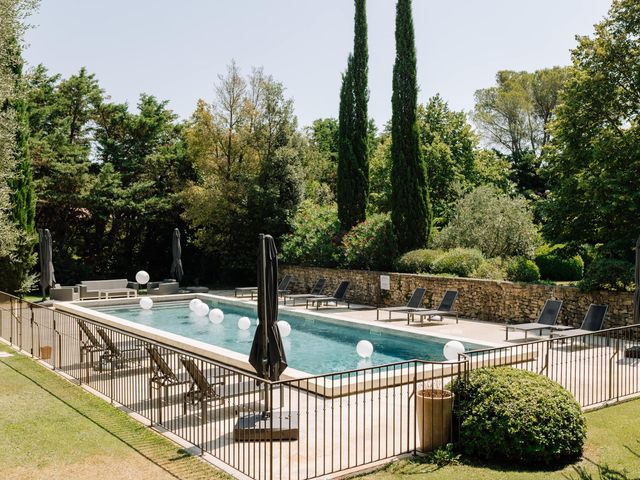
[{"left": 25, "top": 1, "right": 610, "bottom": 128}]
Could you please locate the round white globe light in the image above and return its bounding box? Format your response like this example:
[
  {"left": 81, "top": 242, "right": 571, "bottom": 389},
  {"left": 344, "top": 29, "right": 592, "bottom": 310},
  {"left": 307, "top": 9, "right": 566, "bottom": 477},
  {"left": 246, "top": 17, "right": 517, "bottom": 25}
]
[
  {"left": 443, "top": 340, "right": 466, "bottom": 361},
  {"left": 195, "top": 302, "right": 209, "bottom": 317},
  {"left": 256, "top": 319, "right": 260, "bottom": 326},
  {"left": 277, "top": 320, "right": 292, "bottom": 338},
  {"left": 135, "top": 270, "right": 150, "bottom": 285},
  {"left": 139, "top": 297, "right": 153, "bottom": 310},
  {"left": 356, "top": 340, "right": 374, "bottom": 358},
  {"left": 189, "top": 298, "right": 202, "bottom": 312},
  {"left": 238, "top": 316, "right": 251, "bottom": 330},
  {"left": 209, "top": 308, "right": 224, "bottom": 324}
]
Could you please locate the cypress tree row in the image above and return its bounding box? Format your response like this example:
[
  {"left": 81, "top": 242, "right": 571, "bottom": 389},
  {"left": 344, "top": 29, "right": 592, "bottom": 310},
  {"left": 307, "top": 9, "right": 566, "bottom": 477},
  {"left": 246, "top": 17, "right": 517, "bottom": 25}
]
[
  {"left": 337, "top": 56, "right": 356, "bottom": 231},
  {"left": 390, "top": 0, "right": 432, "bottom": 252},
  {"left": 337, "top": 0, "right": 369, "bottom": 232}
]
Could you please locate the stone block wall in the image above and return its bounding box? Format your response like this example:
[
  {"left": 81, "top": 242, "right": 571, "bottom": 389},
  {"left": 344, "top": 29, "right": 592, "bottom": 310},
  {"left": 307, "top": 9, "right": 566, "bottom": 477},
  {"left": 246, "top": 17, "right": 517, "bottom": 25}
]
[{"left": 281, "top": 265, "right": 635, "bottom": 328}]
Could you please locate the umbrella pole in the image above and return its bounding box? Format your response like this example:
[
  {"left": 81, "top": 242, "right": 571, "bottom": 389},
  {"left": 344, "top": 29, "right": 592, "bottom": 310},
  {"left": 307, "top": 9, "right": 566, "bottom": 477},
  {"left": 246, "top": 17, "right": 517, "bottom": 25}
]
[{"left": 260, "top": 234, "right": 271, "bottom": 418}]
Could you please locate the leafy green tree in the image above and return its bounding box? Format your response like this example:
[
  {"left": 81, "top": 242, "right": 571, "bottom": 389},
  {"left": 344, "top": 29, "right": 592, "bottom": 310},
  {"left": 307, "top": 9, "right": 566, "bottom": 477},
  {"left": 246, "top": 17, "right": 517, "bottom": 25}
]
[
  {"left": 337, "top": 55, "right": 356, "bottom": 230},
  {"left": 542, "top": 0, "right": 640, "bottom": 259},
  {"left": 390, "top": 0, "right": 431, "bottom": 252},
  {"left": 303, "top": 118, "right": 338, "bottom": 204}
]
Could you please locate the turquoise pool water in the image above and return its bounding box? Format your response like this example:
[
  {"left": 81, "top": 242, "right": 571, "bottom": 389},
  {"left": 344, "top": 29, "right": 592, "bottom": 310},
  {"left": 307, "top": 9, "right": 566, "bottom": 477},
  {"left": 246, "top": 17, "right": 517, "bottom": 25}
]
[{"left": 93, "top": 300, "right": 483, "bottom": 375}]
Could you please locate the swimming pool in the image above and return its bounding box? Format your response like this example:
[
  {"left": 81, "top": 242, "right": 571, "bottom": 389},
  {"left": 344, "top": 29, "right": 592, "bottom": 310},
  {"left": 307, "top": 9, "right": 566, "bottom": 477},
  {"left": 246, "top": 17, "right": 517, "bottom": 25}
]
[{"left": 93, "top": 300, "right": 483, "bottom": 375}]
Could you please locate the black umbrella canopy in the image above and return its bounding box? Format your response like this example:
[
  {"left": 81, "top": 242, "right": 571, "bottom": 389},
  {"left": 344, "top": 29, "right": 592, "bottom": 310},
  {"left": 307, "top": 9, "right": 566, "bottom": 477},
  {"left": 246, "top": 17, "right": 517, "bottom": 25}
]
[
  {"left": 38, "top": 229, "right": 56, "bottom": 299},
  {"left": 634, "top": 235, "right": 640, "bottom": 324},
  {"left": 249, "top": 234, "right": 287, "bottom": 381},
  {"left": 170, "top": 228, "right": 184, "bottom": 281}
]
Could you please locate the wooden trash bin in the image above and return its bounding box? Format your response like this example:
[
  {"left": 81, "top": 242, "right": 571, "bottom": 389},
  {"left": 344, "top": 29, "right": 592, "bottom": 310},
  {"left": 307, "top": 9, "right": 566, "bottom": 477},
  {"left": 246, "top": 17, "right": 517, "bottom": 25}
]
[
  {"left": 416, "top": 389, "right": 454, "bottom": 452},
  {"left": 40, "top": 346, "right": 52, "bottom": 360}
]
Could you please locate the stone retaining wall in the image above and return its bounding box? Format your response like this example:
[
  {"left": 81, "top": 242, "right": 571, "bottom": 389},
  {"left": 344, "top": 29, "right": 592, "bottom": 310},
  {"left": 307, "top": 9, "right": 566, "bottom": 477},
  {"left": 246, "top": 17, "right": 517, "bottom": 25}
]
[{"left": 281, "top": 265, "right": 635, "bottom": 328}]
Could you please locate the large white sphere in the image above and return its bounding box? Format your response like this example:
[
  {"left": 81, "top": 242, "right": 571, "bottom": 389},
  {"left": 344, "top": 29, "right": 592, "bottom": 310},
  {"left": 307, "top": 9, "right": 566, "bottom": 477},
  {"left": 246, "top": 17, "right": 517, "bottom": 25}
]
[
  {"left": 356, "top": 340, "right": 374, "bottom": 358},
  {"left": 139, "top": 297, "right": 153, "bottom": 310},
  {"left": 135, "top": 270, "right": 150, "bottom": 285},
  {"left": 189, "top": 298, "right": 203, "bottom": 312},
  {"left": 195, "top": 302, "right": 209, "bottom": 317},
  {"left": 277, "top": 320, "right": 292, "bottom": 338},
  {"left": 209, "top": 308, "right": 224, "bottom": 324},
  {"left": 238, "top": 316, "right": 251, "bottom": 330},
  {"left": 443, "top": 340, "right": 466, "bottom": 361}
]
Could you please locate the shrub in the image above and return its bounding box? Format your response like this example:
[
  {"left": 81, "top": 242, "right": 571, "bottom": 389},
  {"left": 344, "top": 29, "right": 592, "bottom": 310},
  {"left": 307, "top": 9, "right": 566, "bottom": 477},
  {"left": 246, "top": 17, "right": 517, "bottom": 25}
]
[
  {"left": 449, "top": 368, "right": 586, "bottom": 466},
  {"left": 341, "top": 213, "right": 398, "bottom": 271},
  {"left": 473, "top": 258, "right": 506, "bottom": 280},
  {"left": 394, "top": 249, "right": 443, "bottom": 273},
  {"left": 578, "top": 258, "right": 635, "bottom": 292},
  {"left": 535, "top": 245, "right": 584, "bottom": 281},
  {"left": 435, "top": 186, "right": 539, "bottom": 258},
  {"left": 431, "top": 248, "right": 485, "bottom": 278},
  {"left": 506, "top": 256, "right": 541, "bottom": 282},
  {"left": 280, "top": 200, "right": 341, "bottom": 267}
]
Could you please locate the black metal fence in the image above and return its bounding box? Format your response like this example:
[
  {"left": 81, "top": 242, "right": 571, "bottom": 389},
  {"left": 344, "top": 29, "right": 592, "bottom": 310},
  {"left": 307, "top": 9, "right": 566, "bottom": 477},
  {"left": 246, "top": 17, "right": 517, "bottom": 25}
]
[{"left": 0, "top": 292, "right": 468, "bottom": 479}]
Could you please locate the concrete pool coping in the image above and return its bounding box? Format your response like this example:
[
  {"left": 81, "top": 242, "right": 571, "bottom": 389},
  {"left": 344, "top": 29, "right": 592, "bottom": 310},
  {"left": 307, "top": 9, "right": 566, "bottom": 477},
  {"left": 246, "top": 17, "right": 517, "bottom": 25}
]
[{"left": 54, "top": 293, "right": 526, "bottom": 398}]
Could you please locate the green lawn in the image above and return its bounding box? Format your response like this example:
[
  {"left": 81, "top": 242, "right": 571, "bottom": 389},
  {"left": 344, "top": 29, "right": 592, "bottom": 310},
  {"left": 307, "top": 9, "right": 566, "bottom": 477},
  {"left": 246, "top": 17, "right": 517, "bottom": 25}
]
[
  {"left": 361, "top": 401, "right": 640, "bottom": 480},
  {"left": 0, "top": 344, "right": 229, "bottom": 480}
]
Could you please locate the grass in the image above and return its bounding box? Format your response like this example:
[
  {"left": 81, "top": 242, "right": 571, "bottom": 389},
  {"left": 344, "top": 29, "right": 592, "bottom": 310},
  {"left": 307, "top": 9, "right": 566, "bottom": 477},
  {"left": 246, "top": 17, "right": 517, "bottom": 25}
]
[
  {"left": 361, "top": 402, "right": 640, "bottom": 480},
  {"left": 0, "top": 344, "right": 230, "bottom": 480}
]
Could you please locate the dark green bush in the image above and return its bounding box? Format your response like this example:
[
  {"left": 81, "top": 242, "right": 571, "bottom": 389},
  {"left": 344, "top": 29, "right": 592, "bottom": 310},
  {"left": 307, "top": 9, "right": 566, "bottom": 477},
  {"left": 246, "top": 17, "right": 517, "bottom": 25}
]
[
  {"left": 578, "top": 258, "right": 635, "bottom": 292},
  {"left": 449, "top": 368, "right": 586, "bottom": 466},
  {"left": 341, "top": 213, "right": 398, "bottom": 271},
  {"left": 394, "top": 249, "right": 443, "bottom": 273},
  {"left": 507, "top": 256, "right": 541, "bottom": 282},
  {"left": 431, "top": 248, "right": 485, "bottom": 278},
  {"left": 535, "top": 245, "right": 584, "bottom": 281}
]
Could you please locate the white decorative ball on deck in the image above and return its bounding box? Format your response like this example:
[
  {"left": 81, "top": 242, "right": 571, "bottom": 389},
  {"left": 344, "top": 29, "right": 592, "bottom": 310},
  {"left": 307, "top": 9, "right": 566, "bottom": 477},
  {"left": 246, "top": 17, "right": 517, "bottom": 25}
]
[
  {"left": 139, "top": 297, "right": 153, "bottom": 310},
  {"left": 356, "top": 340, "right": 374, "bottom": 358},
  {"left": 238, "top": 316, "right": 251, "bottom": 330},
  {"left": 443, "top": 340, "right": 465, "bottom": 361},
  {"left": 195, "top": 302, "right": 209, "bottom": 317},
  {"left": 189, "top": 298, "right": 202, "bottom": 312},
  {"left": 209, "top": 308, "right": 224, "bottom": 324},
  {"left": 277, "top": 320, "right": 291, "bottom": 338},
  {"left": 135, "top": 270, "right": 150, "bottom": 285}
]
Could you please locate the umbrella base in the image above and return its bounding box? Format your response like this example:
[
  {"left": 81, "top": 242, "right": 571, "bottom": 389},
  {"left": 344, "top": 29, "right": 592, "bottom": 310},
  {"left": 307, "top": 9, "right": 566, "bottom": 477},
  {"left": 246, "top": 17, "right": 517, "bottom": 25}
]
[
  {"left": 234, "top": 412, "right": 299, "bottom": 441},
  {"left": 625, "top": 346, "right": 640, "bottom": 359}
]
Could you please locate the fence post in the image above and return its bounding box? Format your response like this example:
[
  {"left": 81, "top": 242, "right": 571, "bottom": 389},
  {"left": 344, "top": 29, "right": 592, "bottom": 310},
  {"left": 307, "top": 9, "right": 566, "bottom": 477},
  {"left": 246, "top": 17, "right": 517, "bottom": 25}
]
[{"left": 29, "top": 303, "right": 35, "bottom": 357}]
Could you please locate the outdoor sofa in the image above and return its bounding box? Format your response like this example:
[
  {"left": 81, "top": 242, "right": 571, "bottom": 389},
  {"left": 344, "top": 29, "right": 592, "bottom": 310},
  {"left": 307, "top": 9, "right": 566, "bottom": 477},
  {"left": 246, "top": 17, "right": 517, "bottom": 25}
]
[{"left": 78, "top": 279, "right": 138, "bottom": 300}]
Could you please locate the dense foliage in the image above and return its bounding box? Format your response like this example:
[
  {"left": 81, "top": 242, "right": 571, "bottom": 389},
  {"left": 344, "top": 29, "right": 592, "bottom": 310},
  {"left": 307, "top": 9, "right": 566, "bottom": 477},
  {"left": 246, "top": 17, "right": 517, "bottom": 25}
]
[
  {"left": 579, "top": 258, "right": 635, "bottom": 292},
  {"left": 390, "top": 0, "right": 431, "bottom": 253},
  {"left": 394, "top": 248, "right": 443, "bottom": 273},
  {"left": 341, "top": 213, "right": 396, "bottom": 271},
  {"left": 506, "top": 256, "right": 541, "bottom": 283},
  {"left": 450, "top": 368, "right": 586, "bottom": 465},
  {"left": 431, "top": 248, "right": 485, "bottom": 278},
  {"left": 535, "top": 244, "right": 584, "bottom": 281}
]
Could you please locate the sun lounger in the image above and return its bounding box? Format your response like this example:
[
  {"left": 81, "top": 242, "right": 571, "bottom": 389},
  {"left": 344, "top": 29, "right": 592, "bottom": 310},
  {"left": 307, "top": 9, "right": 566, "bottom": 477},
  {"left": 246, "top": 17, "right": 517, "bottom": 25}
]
[
  {"left": 283, "top": 278, "right": 326, "bottom": 305},
  {"left": 306, "top": 281, "right": 350, "bottom": 309},
  {"left": 407, "top": 290, "right": 459, "bottom": 325},
  {"left": 181, "top": 357, "right": 225, "bottom": 414},
  {"left": 550, "top": 304, "right": 608, "bottom": 338},
  {"left": 235, "top": 275, "right": 292, "bottom": 300},
  {"left": 377, "top": 287, "right": 426, "bottom": 321},
  {"left": 505, "top": 299, "right": 564, "bottom": 340},
  {"left": 96, "top": 328, "right": 143, "bottom": 371}
]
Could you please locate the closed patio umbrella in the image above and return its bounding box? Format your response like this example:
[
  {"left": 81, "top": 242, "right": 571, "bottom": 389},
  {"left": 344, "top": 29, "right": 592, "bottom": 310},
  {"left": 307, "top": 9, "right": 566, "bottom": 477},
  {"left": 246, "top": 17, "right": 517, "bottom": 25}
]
[
  {"left": 170, "top": 228, "right": 184, "bottom": 282},
  {"left": 38, "top": 229, "right": 56, "bottom": 300},
  {"left": 634, "top": 235, "right": 640, "bottom": 324}
]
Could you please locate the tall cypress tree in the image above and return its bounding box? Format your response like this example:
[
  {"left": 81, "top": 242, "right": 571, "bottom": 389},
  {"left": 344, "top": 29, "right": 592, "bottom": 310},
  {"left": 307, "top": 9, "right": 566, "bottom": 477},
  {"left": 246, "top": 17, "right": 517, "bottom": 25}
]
[
  {"left": 337, "top": 0, "right": 369, "bottom": 232},
  {"left": 390, "top": 0, "right": 431, "bottom": 252}
]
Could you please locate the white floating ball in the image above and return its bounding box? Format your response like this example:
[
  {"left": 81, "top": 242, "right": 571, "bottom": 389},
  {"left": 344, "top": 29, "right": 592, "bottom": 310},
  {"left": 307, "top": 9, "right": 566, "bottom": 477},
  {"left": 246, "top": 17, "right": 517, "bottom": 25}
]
[
  {"left": 209, "top": 308, "right": 224, "bottom": 324},
  {"left": 139, "top": 297, "right": 153, "bottom": 310},
  {"left": 189, "top": 298, "right": 203, "bottom": 312},
  {"left": 443, "top": 340, "right": 465, "bottom": 361},
  {"left": 356, "top": 340, "right": 374, "bottom": 358},
  {"left": 195, "top": 302, "right": 209, "bottom": 317},
  {"left": 277, "top": 320, "right": 292, "bottom": 338},
  {"left": 135, "top": 270, "right": 150, "bottom": 285},
  {"left": 238, "top": 316, "right": 251, "bottom": 330},
  {"left": 256, "top": 319, "right": 260, "bottom": 326}
]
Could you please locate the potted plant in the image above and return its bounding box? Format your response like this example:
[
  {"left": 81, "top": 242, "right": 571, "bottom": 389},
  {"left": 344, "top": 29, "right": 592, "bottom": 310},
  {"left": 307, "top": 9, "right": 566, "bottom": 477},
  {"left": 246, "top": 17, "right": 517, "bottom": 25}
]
[{"left": 416, "top": 388, "right": 454, "bottom": 452}]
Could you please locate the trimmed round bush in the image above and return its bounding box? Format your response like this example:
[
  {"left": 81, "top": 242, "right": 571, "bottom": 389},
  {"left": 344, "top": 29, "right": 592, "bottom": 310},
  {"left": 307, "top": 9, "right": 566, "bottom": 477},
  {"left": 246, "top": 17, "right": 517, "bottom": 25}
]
[
  {"left": 473, "top": 258, "right": 506, "bottom": 280},
  {"left": 449, "top": 368, "right": 586, "bottom": 466},
  {"left": 431, "top": 248, "right": 485, "bottom": 278},
  {"left": 507, "top": 256, "right": 540, "bottom": 282},
  {"left": 535, "top": 245, "right": 584, "bottom": 281},
  {"left": 394, "top": 249, "right": 443, "bottom": 273},
  {"left": 578, "top": 258, "right": 635, "bottom": 292},
  {"left": 341, "top": 213, "right": 397, "bottom": 271}
]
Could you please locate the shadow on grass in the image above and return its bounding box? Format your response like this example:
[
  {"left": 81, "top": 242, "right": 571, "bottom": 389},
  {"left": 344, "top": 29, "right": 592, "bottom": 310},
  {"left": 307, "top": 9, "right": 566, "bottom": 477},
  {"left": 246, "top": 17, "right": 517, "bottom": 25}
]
[{"left": 0, "top": 356, "right": 230, "bottom": 480}]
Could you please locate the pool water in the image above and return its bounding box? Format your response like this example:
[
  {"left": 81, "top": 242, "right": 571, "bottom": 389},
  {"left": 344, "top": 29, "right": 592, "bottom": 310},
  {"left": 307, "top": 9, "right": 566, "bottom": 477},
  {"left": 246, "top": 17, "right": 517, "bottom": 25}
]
[{"left": 93, "top": 301, "right": 483, "bottom": 375}]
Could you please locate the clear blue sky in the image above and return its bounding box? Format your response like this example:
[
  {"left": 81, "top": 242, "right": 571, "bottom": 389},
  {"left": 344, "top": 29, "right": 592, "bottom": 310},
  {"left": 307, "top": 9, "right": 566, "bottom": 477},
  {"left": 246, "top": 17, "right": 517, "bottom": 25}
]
[{"left": 24, "top": 0, "right": 612, "bottom": 128}]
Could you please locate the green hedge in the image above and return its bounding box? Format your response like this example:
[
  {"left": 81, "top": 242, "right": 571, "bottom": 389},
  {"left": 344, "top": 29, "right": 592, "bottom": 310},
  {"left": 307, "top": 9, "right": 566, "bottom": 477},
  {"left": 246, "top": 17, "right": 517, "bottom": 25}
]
[
  {"left": 535, "top": 245, "right": 584, "bottom": 281},
  {"left": 394, "top": 249, "right": 443, "bottom": 273},
  {"left": 449, "top": 368, "right": 586, "bottom": 466},
  {"left": 341, "top": 213, "right": 397, "bottom": 271},
  {"left": 431, "top": 248, "right": 485, "bottom": 278},
  {"left": 473, "top": 258, "right": 506, "bottom": 280},
  {"left": 578, "top": 258, "right": 635, "bottom": 292},
  {"left": 507, "top": 257, "right": 540, "bottom": 282}
]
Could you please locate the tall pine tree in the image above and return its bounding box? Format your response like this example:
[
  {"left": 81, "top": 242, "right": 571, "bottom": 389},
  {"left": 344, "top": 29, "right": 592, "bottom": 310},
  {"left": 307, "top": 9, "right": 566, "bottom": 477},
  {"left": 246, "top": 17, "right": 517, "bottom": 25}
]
[
  {"left": 337, "top": 0, "right": 369, "bottom": 232},
  {"left": 390, "top": 0, "right": 431, "bottom": 252}
]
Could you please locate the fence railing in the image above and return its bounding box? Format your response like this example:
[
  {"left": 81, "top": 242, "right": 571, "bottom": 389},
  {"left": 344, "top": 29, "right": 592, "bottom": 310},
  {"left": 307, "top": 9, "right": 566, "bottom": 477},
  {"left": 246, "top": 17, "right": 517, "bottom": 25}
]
[{"left": 0, "top": 292, "right": 466, "bottom": 480}]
